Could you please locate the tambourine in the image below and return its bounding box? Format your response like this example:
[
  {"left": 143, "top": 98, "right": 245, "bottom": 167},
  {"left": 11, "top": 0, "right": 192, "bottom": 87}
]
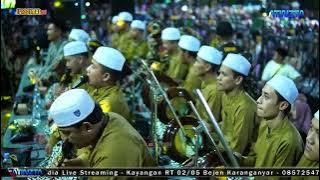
[
  {"left": 157, "top": 87, "right": 195, "bottom": 124},
  {"left": 162, "top": 116, "right": 209, "bottom": 163}
]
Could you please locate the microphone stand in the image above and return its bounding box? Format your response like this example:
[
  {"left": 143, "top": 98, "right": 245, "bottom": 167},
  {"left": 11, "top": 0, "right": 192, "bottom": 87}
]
[
  {"left": 195, "top": 89, "right": 239, "bottom": 167},
  {"left": 187, "top": 101, "right": 229, "bottom": 167}
]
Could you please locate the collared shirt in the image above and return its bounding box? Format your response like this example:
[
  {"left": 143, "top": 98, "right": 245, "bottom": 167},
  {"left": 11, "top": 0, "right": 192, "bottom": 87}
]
[
  {"left": 292, "top": 155, "right": 319, "bottom": 180},
  {"left": 196, "top": 76, "right": 222, "bottom": 123},
  {"left": 121, "top": 38, "right": 148, "bottom": 61},
  {"left": 261, "top": 60, "right": 301, "bottom": 81},
  {"left": 242, "top": 117, "right": 304, "bottom": 167},
  {"left": 91, "top": 85, "right": 131, "bottom": 121},
  {"left": 220, "top": 88, "right": 257, "bottom": 155},
  {"left": 166, "top": 51, "right": 181, "bottom": 79},
  {"left": 88, "top": 112, "right": 155, "bottom": 169},
  {"left": 183, "top": 65, "right": 202, "bottom": 97}
]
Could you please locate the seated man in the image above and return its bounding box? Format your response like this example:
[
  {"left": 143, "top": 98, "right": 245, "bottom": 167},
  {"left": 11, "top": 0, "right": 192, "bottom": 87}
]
[
  {"left": 237, "top": 75, "right": 304, "bottom": 167},
  {"left": 49, "top": 89, "right": 155, "bottom": 169},
  {"left": 295, "top": 110, "right": 319, "bottom": 168}
]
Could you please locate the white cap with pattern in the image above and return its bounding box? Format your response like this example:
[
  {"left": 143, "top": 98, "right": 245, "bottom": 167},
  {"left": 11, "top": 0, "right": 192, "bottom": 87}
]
[
  {"left": 161, "top": 27, "right": 181, "bottom": 41},
  {"left": 266, "top": 75, "right": 298, "bottom": 104},
  {"left": 178, "top": 35, "right": 201, "bottom": 52},
  {"left": 93, "top": 47, "right": 125, "bottom": 71},
  {"left": 112, "top": 16, "right": 119, "bottom": 24},
  {"left": 49, "top": 89, "right": 95, "bottom": 127},
  {"left": 68, "top": 29, "right": 90, "bottom": 44},
  {"left": 197, "top": 46, "right": 223, "bottom": 65},
  {"left": 118, "top": 11, "right": 133, "bottom": 22},
  {"left": 130, "top": 20, "right": 146, "bottom": 30},
  {"left": 222, "top": 53, "right": 251, "bottom": 76},
  {"left": 64, "top": 41, "right": 88, "bottom": 57}
]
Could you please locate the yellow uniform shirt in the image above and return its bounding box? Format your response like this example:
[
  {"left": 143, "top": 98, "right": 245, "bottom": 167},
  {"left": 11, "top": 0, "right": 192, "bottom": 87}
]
[
  {"left": 220, "top": 88, "right": 257, "bottom": 155},
  {"left": 122, "top": 38, "right": 148, "bottom": 62},
  {"left": 195, "top": 76, "right": 222, "bottom": 123},
  {"left": 183, "top": 65, "right": 202, "bottom": 97},
  {"left": 111, "top": 33, "right": 120, "bottom": 48},
  {"left": 166, "top": 51, "right": 181, "bottom": 78},
  {"left": 91, "top": 85, "right": 131, "bottom": 121},
  {"left": 291, "top": 155, "right": 319, "bottom": 180},
  {"left": 165, "top": 53, "right": 190, "bottom": 81},
  {"left": 242, "top": 117, "right": 304, "bottom": 167},
  {"left": 88, "top": 112, "right": 155, "bottom": 170}
]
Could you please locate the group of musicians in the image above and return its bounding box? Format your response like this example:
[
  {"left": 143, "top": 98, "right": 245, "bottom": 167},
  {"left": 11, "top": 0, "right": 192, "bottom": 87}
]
[{"left": 27, "top": 10, "right": 318, "bottom": 178}]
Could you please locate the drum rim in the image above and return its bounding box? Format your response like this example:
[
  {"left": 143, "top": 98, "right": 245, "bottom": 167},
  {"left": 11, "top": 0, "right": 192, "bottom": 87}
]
[
  {"left": 157, "top": 87, "right": 195, "bottom": 124},
  {"left": 162, "top": 116, "right": 209, "bottom": 163}
]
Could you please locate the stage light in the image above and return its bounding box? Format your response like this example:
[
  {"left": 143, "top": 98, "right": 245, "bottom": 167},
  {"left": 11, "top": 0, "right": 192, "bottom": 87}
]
[
  {"left": 74, "top": 2, "right": 79, "bottom": 6},
  {"left": 54, "top": 1, "right": 62, "bottom": 8},
  {"left": 181, "top": 5, "right": 188, "bottom": 12},
  {"left": 85, "top": 2, "right": 90, "bottom": 7}
]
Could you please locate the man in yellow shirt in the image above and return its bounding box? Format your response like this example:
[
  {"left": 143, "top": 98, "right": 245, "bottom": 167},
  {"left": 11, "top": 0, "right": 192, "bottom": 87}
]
[
  {"left": 45, "top": 41, "right": 93, "bottom": 162},
  {"left": 193, "top": 46, "right": 223, "bottom": 123},
  {"left": 216, "top": 53, "right": 257, "bottom": 155},
  {"left": 86, "top": 47, "right": 130, "bottom": 120},
  {"left": 292, "top": 110, "right": 319, "bottom": 180},
  {"left": 237, "top": 75, "right": 303, "bottom": 167},
  {"left": 119, "top": 20, "right": 148, "bottom": 62},
  {"left": 116, "top": 12, "right": 133, "bottom": 50},
  {"left": 161, "top": 27, "right": 181, "bottom": 76},
  {"left": 173, "top": 35, "right": 201, "bottom": 82},
  {"left": 49, "top": 89, "right": 155, "bottom": 171}
]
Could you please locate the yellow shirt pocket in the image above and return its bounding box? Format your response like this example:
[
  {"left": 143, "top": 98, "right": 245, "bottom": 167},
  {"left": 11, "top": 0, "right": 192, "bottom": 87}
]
[{"left": 99, "top": 99, "right": 111, "bottom": 113}]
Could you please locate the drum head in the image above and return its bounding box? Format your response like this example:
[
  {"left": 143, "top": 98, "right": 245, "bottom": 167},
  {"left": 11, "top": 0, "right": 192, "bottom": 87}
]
[
  {"left": 158, "top": 87, "right": 195, "bottom": 124},
  {"left": 162, "top": 116, "right": 208, "bottom": 163}
]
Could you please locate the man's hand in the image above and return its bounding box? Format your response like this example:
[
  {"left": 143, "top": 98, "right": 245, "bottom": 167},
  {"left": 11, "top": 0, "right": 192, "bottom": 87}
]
[
  {"left": 61, "top": 157, "right": 88, "bottom": 167},
  {"left": 45, "top": 143, "right": 53, "bottom": 155}
]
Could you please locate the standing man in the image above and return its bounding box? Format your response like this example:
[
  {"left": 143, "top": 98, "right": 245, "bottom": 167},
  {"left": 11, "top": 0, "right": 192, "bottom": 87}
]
[
  {"left": 86, "top": 47, "right": 131, "bottom": 120},
  {"left": 261, "top": 47, "right": 301, "bottom": 84},
  {"left": 211, "top": 21, "right": 241, "bottom": 58},
  {"left": 49, "top": 89, "right": 155, "bottom": 169},
  {"left": 237, "top": 75, "right": 304, "bottom": 167},
  {"left": 216, "top": 53, "right": 257, "bottom": 155}
]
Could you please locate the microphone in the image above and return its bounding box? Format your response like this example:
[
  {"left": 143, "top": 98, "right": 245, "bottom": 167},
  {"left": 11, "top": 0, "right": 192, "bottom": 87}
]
[{"left": 71, "top": 75, "right": 89, "bottom": 89}]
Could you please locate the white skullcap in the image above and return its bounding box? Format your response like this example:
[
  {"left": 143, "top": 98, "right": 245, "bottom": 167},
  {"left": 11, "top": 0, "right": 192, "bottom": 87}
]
[
  {"left": 64, "top": 41, "right": 88, "bottom": 57},
  {"left": 266, "top": 75, "right": 298, "bottom": 104},
  {"left": 49, "top": 89, "right": 95, "bottom": 127},
  {"left": 68, "top": 29, "right": 90, "bottom": 44},
  {"left": 197, "top": 46, "right": 223, "bottom": 65},
  {"left": 161, "top": 27, "right": 181, "bottom": 41},
  {"left": 178, "top": 35, "right": 201, "bottom": 52},
  {"left": 118, "top": 11, "right": 133, "bottom": 22},
  {"left": 314, "top": 110, "right": 319, "bottom": 120},
  {"left": 112, "top": 16, "right": 119, "bottom": 24},
  {"left": 93, "top": 47, "right": 125, "bottom": 71},
  {"left": 130, "top": 20, "right": 146, "bottom": 30},
  {"left": 222, "top": 53, "right": 251, "bottom": 76}
]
